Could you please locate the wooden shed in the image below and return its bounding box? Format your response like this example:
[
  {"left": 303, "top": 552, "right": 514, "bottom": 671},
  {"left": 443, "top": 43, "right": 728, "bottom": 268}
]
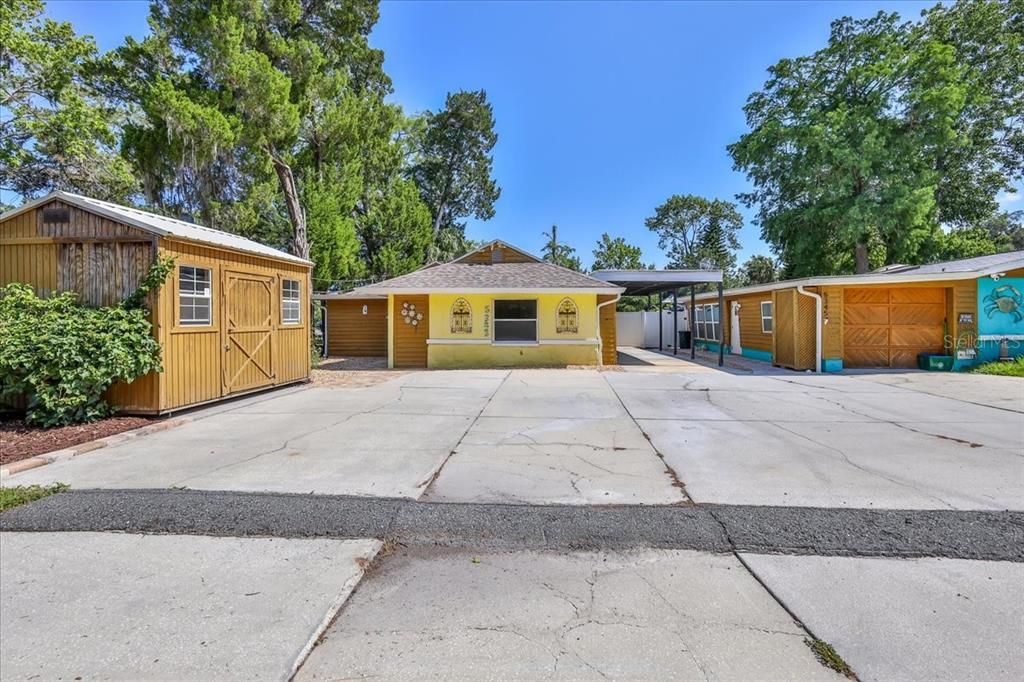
[{"left": 0, "top": 191, "right": 313, "bottom": 414}]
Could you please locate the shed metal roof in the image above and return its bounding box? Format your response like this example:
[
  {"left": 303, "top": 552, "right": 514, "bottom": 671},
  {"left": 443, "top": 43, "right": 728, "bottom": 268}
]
[{"left": 1, "top": 191, "right": 312, "bottom": 266}]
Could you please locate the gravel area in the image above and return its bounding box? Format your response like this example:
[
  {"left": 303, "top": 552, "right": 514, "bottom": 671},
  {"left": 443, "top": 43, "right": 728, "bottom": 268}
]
[
  {"left": 310, "top": 357, "right": 406, "bottom": 388},
  {"left": 3, "top": 489, "right": 1021, "bottom": 562},
  {"left": 0, "top": 416, "right": 154, "bottom": 464}
]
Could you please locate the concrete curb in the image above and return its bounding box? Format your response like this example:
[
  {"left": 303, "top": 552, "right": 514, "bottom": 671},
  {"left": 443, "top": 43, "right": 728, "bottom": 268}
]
[{"left": 1, "top": 418, "right": 189, "bottom": 478}]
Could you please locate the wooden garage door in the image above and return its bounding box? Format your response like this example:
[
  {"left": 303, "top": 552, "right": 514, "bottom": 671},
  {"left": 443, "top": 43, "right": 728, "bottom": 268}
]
[{"left": 843, "top": 288, "right": 946, "bottom": 368}]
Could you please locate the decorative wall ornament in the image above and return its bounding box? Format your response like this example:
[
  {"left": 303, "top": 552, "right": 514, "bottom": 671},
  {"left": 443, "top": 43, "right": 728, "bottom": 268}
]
[
  {"left": 401, "top": 301, "right": 423, "bottom": 327},
  {"left": 556, "top": 298, "right": 579, "bottom": 334},
  {"left": 450, "top": 298, "right": 473, "bottom": 333},
  {"left": 984, "top": 284, "right": 1023, "bottom": 323}
]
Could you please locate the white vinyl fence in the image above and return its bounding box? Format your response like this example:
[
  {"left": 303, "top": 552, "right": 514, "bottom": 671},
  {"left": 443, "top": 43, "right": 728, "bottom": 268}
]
[{"left": 616, "top": 310, "right": 690, "bottom": 349}]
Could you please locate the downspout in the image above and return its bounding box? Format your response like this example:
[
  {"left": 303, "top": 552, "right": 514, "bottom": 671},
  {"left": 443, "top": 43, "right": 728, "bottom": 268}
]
[
  {"left": 596, "top": 294, "right": 622, "bottom": 367},
  {"left": 796, "top": 285, "right": 822, "bottom": 372}
]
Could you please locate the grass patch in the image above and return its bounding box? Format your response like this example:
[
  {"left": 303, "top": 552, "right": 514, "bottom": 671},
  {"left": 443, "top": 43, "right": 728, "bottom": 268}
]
[
  {"left": 0, "top": 483, "right": 69, "bottom": 512},
  {"left": 970, "top": 357, "right": 1024, "bottom": 377},
  {"left": 805, "top": 637, "right": 855, "bottom": 678}
]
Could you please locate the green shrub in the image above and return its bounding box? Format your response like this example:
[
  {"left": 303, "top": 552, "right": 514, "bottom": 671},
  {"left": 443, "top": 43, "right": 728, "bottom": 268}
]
[
  {"left": 0, "top": 483, "right": 70, "bottom": 512},
  {"left": 0, "top": 257, "right": 174, "bottom": 426},
  {"left": 970, "top": 357, "right": 1024, "bottom": 377}
]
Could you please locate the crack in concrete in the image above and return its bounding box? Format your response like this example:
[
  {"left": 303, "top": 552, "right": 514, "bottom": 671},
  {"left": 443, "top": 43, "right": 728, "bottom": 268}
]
[{"left": 770, "top": 422, "right": 959, "bottom": 511}]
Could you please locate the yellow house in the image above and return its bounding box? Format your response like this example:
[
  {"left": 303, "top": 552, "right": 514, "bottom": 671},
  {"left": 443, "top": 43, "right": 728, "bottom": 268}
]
[{"left": 318, "top": 241, "right": 624, "bottom": 368}]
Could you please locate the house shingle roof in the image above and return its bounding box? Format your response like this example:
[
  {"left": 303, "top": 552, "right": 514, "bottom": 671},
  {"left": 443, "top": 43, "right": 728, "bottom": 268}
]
[{"left": 360, "top": 258, "right": 620, "bottom": 293}]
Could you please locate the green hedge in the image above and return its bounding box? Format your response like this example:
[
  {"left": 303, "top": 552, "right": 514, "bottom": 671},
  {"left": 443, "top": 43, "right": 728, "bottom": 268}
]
[{"left": 0, "top": 257, "right": 174, "bottom": 426}]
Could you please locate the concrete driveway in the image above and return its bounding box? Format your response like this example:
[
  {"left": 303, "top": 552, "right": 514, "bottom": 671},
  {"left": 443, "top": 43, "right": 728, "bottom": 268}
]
[{"left": 6, "top": 364, "right": 1022, "bottom": 510}]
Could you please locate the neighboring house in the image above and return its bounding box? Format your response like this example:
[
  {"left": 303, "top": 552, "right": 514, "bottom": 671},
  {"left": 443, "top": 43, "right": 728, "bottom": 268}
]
[
  {"left": 687, "top": 251, "right": 1024, "bottom": 371},
  {"left": 315, "top": 241, "right": 623, "bottom": 368},
  {"left": 0, "top": 191, "right": 313, "bottom": 413}
]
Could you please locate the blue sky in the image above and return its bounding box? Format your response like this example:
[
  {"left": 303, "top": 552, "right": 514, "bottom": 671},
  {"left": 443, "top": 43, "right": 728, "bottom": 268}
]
[{"left": 45, "top": 0, "right": 1021, "bottom": 267}]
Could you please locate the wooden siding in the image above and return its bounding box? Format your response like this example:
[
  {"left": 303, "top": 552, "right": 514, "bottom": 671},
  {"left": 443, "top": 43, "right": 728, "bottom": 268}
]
[
  {"left": 57, "top": 241, "right": 154, "bottom": 306},
  {"left": 38, "top": 199, "right": 152, "bottom": 239},
  {"left": 0, "top": 243, "right": 57, "bottom": 295},
  {"left": 598, "top": 294, "right": 618, "bottom": 365},
  {"left": 843, "top": 287, "right": 946, "bottom": 368},
  {"left": 723, "top": 293, "right": 773, "bottom": 352},
  {"left": 325, "top": 299, "right": 387, "bottom": 356},
  {"left": 460, "top": 244, "right": 535, "bottom": 264},
  {"left": 392, "top": 294, "right": 429, "bottom": 368},
  {"left": 157, "top": 239, "right": 311, "bottom": 411},
  {"left": 819, "top": 287, "right": 844, "bottom": 359}
]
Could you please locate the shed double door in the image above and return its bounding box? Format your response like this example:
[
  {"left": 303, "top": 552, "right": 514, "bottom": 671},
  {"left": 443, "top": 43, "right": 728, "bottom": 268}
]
[
  {"left": 843, "top": 287, "right": 946, "bottom": 368},
  {"left": 223, "top": 271, "right": 276, "bottom": 393}
]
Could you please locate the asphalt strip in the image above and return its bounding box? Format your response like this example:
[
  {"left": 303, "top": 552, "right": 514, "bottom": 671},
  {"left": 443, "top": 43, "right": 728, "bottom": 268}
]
[{"left": 1, "top": 488, "right": 1021, "bottom": 562}]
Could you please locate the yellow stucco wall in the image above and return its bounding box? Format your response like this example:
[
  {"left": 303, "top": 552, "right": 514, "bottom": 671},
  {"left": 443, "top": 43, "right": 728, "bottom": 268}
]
[
  {"left": 425, "top": 293, "right": 601, "bottom": 367},
  {"left": 428, "top": 343, "right": 597, "bottom": 368}
]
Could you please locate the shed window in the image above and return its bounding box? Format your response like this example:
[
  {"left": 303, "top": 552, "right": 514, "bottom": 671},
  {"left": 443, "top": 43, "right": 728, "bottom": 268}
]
[
  {"left": 760, "top": 301, "right": 773, "bottom": 334},
  {"left": 282, "top": 279, "right": 301, "bottom": 324},
  {"left": 178, "top": 266, "right": 212, "bottom": 325},
  {"left": 494, "top": 299, "right": 537, "bottom": 343},
  {"left": 695, "top": 303, "right": 720, "bottom": 341}
]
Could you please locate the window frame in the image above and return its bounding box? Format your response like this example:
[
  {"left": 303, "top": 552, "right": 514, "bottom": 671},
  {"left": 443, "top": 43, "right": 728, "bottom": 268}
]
[
  {"left": 177, "top": 265, "right": 213, "bottom": 327},
  {"left": 695, "top": 303, "right": 721, "bottom": 341},
  {"left": 760, "top": 300, "right": 773, "bottom": 334},
  {"left": 281, "top": 278, "right": 301, "bottom": 325},
  {"left": 492, "top": 298, "right": 538, "bottom": 344}
]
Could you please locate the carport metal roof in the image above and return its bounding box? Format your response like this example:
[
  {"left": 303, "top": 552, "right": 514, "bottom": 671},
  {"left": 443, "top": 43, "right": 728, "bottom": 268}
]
[
  {"left": 590, "top": 268, "right": 727, "bottom": 367},
  {"left": 589, "top": 269, "right": 723, "bottom": 296}
]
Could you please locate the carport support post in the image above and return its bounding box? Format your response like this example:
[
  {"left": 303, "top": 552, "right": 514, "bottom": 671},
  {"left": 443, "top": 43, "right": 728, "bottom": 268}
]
[
  {"left": 690, "top": 286, "right": 696, "bottom": 359},
  {"left": 672, "top": 288, "right": 678, "bottom": 355},
  {"left": 658, "top": 293, "right": 663, "bottom": 351},
  {"left": 717, "top": 282, "right": 725, "bottom": 367}
]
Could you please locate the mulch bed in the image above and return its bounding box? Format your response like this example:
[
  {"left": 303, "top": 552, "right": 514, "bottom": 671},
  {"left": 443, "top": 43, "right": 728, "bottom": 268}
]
[{"left": 1, "top": 416, "right": 155, "bottom": 465}]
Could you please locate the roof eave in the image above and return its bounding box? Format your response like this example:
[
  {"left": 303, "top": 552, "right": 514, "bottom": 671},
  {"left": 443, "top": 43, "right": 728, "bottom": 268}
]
[
  {"left": 690, "top": 264, "right": 1024, "bottom": 301},
  {"left": 357, "top": 286, "right": 626, "bottom": 295}
]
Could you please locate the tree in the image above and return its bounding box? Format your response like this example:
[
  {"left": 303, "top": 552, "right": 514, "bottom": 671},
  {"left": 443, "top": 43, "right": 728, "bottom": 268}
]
[
  {"left": 541, "top": 225, "right": 582, "bottom": 271},
  {"left": 644, "top": 194, "right": 741, "bottom": 271},
  {"left": 409, "top": 90, "right": 501, "bottom": 260},
  {"left": 980, "top": 209, "right": 1024, "bottom": 251},
  {"left": 591, "top": 233, "right": 649, "bottom": 270},
  {"left": 126, "top": 0, "right": 392, "bottom": 262},
  {"left": 927, "top": 227, "right": 1001, "bottom": 262},
  {"left": 730, "top": 2, "right": 1023, "bottom": 276},
  {"left": 736, "top": 255, "right": 779, "bottom": 286},
  {"left": 1, "top": 0, "right": 135, "bottom": 201}
]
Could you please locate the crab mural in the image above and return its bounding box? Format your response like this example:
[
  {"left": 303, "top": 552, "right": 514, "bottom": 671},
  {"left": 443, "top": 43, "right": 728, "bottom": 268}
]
[{"left": 983, "top": 284, "right": 1024, "bottom": 323}]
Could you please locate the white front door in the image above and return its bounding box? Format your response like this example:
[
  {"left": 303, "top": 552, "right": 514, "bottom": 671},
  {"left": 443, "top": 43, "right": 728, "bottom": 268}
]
[{"left": 730, "top": 302, "right": 742, "bottom": 355}]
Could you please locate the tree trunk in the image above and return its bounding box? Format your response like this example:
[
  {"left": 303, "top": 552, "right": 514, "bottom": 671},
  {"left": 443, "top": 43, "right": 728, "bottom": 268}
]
[
  {"left": 269, "top": 147, "right": 309, "bottom": 260},
  {"left": 854, "top": 241, "right": 869, "bottom": 274}
]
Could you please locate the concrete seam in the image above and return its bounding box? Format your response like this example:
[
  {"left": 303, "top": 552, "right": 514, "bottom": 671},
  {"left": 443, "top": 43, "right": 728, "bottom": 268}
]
[
  {"left": 415, "top": 370, "right": 513, "bottom": 496},
  {"left": 601, "top": 372, "right": 692, "bottom": 503}
]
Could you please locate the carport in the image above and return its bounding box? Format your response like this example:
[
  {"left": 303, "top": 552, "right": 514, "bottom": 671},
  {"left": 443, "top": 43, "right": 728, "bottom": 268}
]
[{"left": 590, "top": 268, "right": 726, "bottom": 366}]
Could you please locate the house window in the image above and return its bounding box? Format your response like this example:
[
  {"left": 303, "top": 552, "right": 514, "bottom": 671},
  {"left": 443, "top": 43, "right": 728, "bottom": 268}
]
[
  {"left": 494, "top": 299, "right": 537, "bottom": 342},
  {"left": 282, "top": 279, "right": 301, "bottom": 324},
  {"left": 695, "top": 303, "right": 721, "bottom": 341},
  {"left": 178, "top": 266, "right": 212, "bottom": 325},
  {"left": 450, "top": 297, "right": 473, "bottom": 333},
  {"left": 760, "top": 301, "right": 773, "bottom": 334},
  {"left": 556, "top": 298, "right": 579, "bottom": 334}
]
